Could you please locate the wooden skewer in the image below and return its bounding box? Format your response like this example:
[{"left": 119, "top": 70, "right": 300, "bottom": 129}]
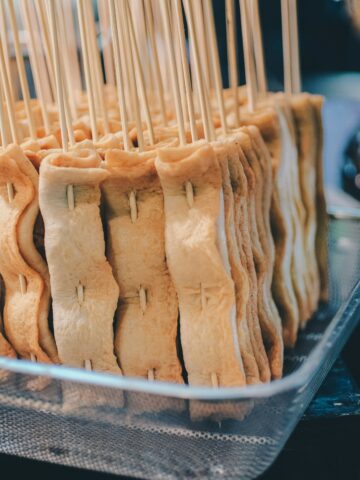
[
  {"left": 20, "top": 0, "right": 51, "bottom": 134},
  {"left": 205, "top": 85, "right": 215, "bottom": 140},
  {"left": 183, "top": 0, "right": 213, "bottom": 142},
  {"left": 34, "top": 0, "right": 56, "bottom": 102},
  {"left": 7, "top": 0, "right": 37, "bottom": 139},
  {"left": 193, "top": 7, "right": 216, "bottom": 141},
  {"left": 249, "top": 0, "right": 267, "bottom": 96},
  {"left": 152, "top": 1, "right": 171, "bottom": 105},
  {"left": 77, "top": 0, "right": 99, "bottom": 142},
  {"left": 77, "top": 283, "right": 84, "bottom": 304},
  {"left": 172, "top": 2, "right": 188, "bottom": 127},
  {"left": 27, "top": 1, "right": 53, "bottom": 104},
  {"left": 86, "top": 3, "right": 110, "bottom": 135},
  {"left": 173, "top": 0, "right": 197, "bottom": 142},
  {"left": 44, "top": 0, "right": 75, "bottom": 147},
  {"left": 56, "top": 1, "right": 78, "bottom": 120},
  {"left": 45, "top": 2, "right": 76, "bottom": 145},
  {"left": 192, "top": 0, "right": 212, "bottom": 92},
  {"left": 148, "top": 368, "right": 155, "bottom": 381},
  {"left": 211, "top": 372, "right": 219, "bottom": 388},
  {"left": 130, "top": 0, "right": 154, "bottom": 95},
  {"left": 139, "top": 285, "right": 147, "bottom": 312},
  {"left": 84, "top": 359, "right": 92, "bottom": 371},
  {"left": 63, "top": 0, "right": 83, "bottom": 96},
  {"left": 159, "top": 0, "right": 186, "bottom": 145},
  {"left": 47, "top": 0, "right": 69, "bottom": 151},
  {"left": 185, "top": 180, "right": 194, "bottom": 208},
  {"left": 239, "top": 0, "right": 257, "bottom": 112},
  {"left": 0, "top": 0, "right": 16, "bottom": 104},
  {"left": 203, "top": 0, "right": 228, "bottom": 135},
  {"left": 140, "top": 0, "right": 157, "bottom": 105},
  {"left": 141, "top": 0, "right": 157, "bottom": 95},
  {"left": 0, "top": 79, "right": 9, "bottom": 147},
  {"left": 60, "top": 59, "right": 76, "bottom": 147},
  {"left": 116, "top": 2, "right": 134, "bottom": 124},
  {"left": 98, "top": 0, "right": 116, "bottom": 85},
  {"left": 281, "top": 0, "right": 292, "bottom": 95},
  {"left": 144, "top": 0, "right": 167, "bottom": 125},
  {"left": 0, "top": 39, "right": 19, "bottom": 144},
  {"left": 108, "top": 0, "right": 130, "bottom": 150},
  {"left": 129, "top": 190, "right": 137, "bottom": 222},
  {"left": 19, "top": 273, "right": 27, "bottom": 294},
  {"left": 127, "top": 0, "right": 155, "bottom": 145},
  {"left": 118, "top": 0, "right": 144, "bottom": 151},
  {"left": 67, "top": 184, "right": 75, "bottom": 211},
  {"left": 289, "top": 0, "right": 301, "bottom": 93},
  {"left": 226, "top": 0, "right": 240, "bottom": 126}
]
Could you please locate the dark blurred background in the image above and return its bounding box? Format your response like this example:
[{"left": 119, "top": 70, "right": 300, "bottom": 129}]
[
  {"left": 214, "top": 0, "right": 360, "bottom": 91},
  {"left": 213, "top": 0, "right": 360, "bottom": 201}
]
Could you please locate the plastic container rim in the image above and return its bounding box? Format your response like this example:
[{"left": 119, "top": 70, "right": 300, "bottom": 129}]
[{"left": 0, "top": 279, "right": 359, "bottom": 402}]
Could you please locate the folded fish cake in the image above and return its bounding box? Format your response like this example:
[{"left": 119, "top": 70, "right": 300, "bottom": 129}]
[
  {"left": 238, "top": 106, "right": 300, "bottom": 347},
  {"left": 212, "top": 136, "right": 262, "bottom": 384},
  {"left": 7, "top": 145, "right": 58, "bottom": 362},
  {"left": 39, "top": 148, "right": 121, "bottom": 373},
  {"left": 102, "top": 148, "right": 183, "bottom": 383},
  {"left": 310, "top": 95, "right": 328, "bottom": 303},
  {"left": 274, "top": 100, "right": 310, "bottom": 326},
  {"left": 290, "top": 94, "right": 320, "bottom": 320},
  {"left": 235, "top": 128, "right": 283, "bottom": 378},
  {"left": 226, "top": 140, "right": 271, "bottom": 382},
  {"left": 0, "top": 147, "right": 50, "bottom": 362},
  {"left": 156, "top": 142, "right": 246, "bottom": 387},
  {"left": 0, "top": 275, "right": 16, "bottom": 361}
]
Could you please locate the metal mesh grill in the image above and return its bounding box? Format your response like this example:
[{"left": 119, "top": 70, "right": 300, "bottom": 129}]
[{"left": 0, "top": 215, "right": 359, "bottom": 480}]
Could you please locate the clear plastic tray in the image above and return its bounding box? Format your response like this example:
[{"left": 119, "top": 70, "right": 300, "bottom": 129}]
[{"left": 0, "top": 210, "right": 359, "bottom": 480}]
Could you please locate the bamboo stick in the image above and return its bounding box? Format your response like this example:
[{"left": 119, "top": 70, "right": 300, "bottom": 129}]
[
  {"left": 289, "top": 0, "right": 301, "bottom": 93},
  {"left": 118, "top": 0, "right": 144, "bottom": 150},
  {"left": 239, "top": 0, "right": 257, "bottom": 112},
  {"left": 173, "top": 0, "right": 197, "bottom": 142},
  {"left": 77, "top": 0, "right": 99, "bottom": 142},
  {"left": 127, "top": 0, "right": 155, "bottom": 145},
  {"left": 249, "top": 0, "right": 267, "bottom": 95},
  {"left": 86, "top": 3, "right": 110, "bottom": 135},
  {"left": 48, "top": 0, "right": 70, "bottom": 151},
  {"left": 63, "top": 0, "right": 82, "bottom": 95},
  {"left": 34, "top": 0, "right": 56, "bottom": 102},
  {"left": 183, "top": 0, "right": 212, "bottom": 141},
  {"left": 203, "top": 0, "right": 228, "bottom": 135},
  {"left": 144, "top": 0, "right": 167, "bottom": 125},
  {"left": 57, "top": 1, "right": 78, "bottom": 120},
  {"left": 226, "top": 0, "right": 240, "bottom": 125},
  {"left": 20, "top": 0, "right": 51, "bottom": 134},
  {"left": 159, "top": 0, "right": 186, "bottom": 145},
  {"left": 27, "top": 1, "right": 53, "bottom": 104},
  {"left": 192, "top": 0, "right": 212, "bottom": 91},
  {"left": 7, "top": 0, "right": 37, "bottom": 139},
  {"left": 98, "top": 0, "right": 115, "bottom": 85},
  {"left": 171, "top": 1, "right": 189, "bottom": 126},
  {"left": 0, "top": 0, "right": 16, "bottom": 103},
  {"left": 0, "top": 39, "right": 19, "bottom": 143},
  {"left": 281, "top": 0, "right": 292, "bottom": 94},
  {"left": 108, "top": 0, "right": 130, "bottom": 150}
]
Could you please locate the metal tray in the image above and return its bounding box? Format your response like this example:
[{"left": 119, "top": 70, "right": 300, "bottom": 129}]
[{"left": 0, "top": 210, "right": 359, "bottom": 480}]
